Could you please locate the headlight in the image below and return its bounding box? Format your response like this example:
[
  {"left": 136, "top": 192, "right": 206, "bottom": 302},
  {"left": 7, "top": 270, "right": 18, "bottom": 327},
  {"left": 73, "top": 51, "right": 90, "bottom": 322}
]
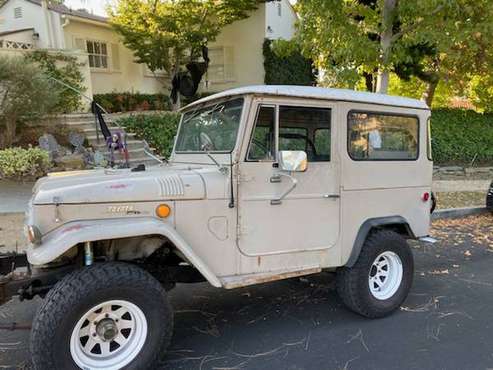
[{"left": 25, "top": 225, "right": 42, "bottom": 245}]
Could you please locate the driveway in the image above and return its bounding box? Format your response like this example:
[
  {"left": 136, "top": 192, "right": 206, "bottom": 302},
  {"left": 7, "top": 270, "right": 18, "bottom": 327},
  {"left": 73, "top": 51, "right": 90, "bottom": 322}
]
[{"left": 1, "top": 214, "right": 493, "bottom": 370}]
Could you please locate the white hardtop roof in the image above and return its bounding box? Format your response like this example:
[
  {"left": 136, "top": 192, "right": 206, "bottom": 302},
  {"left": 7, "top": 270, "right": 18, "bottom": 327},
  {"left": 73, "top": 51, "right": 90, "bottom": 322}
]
[{"left": 186, "top": 85, "right": 429, "bottom": 110}]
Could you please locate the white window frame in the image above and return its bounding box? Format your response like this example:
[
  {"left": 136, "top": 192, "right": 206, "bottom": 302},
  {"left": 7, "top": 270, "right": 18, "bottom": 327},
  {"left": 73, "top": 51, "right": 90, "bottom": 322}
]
[
  {"left": 86, "top": 39, "right": 109, "bottom": 71},
  {"left": 207, "top": 46, "right": 235, "bottom": 84}
]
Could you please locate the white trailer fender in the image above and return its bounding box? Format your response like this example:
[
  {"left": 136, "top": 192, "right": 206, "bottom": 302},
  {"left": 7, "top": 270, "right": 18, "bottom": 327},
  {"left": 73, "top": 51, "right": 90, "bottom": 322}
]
[{"left": 27, "top": 218, "right": 222, "bottom": 287}]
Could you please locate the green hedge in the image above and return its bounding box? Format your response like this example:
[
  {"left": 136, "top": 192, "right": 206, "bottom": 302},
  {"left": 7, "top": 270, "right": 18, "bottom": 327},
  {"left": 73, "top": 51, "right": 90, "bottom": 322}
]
[
  {"left": 431, "top": 109, "right": 493, "bottom": 165},
  {"left": 117, "top": 113, "right": 180, "bottom": 158},
  {"left": 94, "top": 93, "right": 172, "bottom": 113}
]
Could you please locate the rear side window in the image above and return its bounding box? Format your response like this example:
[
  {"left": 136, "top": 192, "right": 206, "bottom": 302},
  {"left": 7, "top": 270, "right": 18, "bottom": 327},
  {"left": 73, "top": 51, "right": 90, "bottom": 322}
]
[{"left": 348, "top": 111, "right": 419, "bottom": 161}]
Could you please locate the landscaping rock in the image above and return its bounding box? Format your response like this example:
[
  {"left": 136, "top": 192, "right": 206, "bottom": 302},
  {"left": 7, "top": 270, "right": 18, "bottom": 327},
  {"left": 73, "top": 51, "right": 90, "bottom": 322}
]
[
  {"left": 55, "top": 154, "right": 85, "bottom": 170},
  {"left": 69, "top": 132, "right": 86, "bottom": 154},
  {"left": 38, "top": 133, "right": 61, "bottom": 161},
  {"left": 93, "top": 150, "right": 107, "bottom": 167}
]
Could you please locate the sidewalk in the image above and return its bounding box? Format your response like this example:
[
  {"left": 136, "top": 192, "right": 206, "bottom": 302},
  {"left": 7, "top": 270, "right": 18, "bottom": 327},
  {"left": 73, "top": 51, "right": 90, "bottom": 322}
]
[
  {"left": 432, "top": 180, "right": 490, "bottom": 192},
  {"left": 0, "top": 180, "right": 34, "bottom": 214}
]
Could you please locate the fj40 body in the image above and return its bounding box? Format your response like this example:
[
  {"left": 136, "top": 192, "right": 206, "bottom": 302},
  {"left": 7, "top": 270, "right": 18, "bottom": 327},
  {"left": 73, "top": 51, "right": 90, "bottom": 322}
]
[{"left": 1, "top": 86, "right": 434, "bottom": 370}]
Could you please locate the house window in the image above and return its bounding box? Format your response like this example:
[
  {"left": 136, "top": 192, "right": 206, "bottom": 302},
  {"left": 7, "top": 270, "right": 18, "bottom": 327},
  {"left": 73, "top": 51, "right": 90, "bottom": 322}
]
[
  {"left": 277, "top": 3, "right": 282, "bottom": 17},
  {"left": 86, "top": 40, "right": 108, "bottom": 69},
  {"left": 14, "top": 7, "right": 23, "bottom": 19},
  {"left": 208, "top": 46, "right": 235, "bottom": 83}
]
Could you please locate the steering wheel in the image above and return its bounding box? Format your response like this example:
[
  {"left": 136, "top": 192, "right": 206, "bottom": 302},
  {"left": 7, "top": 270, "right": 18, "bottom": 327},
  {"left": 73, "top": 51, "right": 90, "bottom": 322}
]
[
  {"left": 249, "top": 138, "right": 272, "bottom": 160},
  {"left": 200, "top": 132, "right": 215, "bottom": 151}
]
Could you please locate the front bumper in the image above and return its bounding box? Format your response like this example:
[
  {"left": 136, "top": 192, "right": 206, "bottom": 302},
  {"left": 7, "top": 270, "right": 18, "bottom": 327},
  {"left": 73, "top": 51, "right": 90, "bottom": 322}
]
[{"left": 0, "top": 252, "right": 75, "bottom": 306}]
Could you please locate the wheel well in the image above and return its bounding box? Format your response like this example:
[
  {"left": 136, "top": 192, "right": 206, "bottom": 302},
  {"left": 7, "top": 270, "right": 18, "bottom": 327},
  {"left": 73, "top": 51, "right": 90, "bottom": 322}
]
[
  {"left": 346, "top": 216, "right": 415, "bottom": 268},
  {"left": 372, "top": 223, "right": 414, "bottom": 239},
  {"left": 53, "top": 235, "right": 207, "bottom": 289}
]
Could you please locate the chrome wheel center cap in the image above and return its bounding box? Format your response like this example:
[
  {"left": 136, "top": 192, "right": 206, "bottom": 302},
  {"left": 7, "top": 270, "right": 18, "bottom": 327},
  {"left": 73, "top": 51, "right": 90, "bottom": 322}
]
[{"left": 96, "top": 318, "right": 118, "bottom": 341}]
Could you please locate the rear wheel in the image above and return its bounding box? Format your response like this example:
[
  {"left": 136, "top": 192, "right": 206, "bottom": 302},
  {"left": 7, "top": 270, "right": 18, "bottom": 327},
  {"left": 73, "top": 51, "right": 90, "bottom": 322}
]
[
  {"left": 30, "top": 262, "right": 173, "bottom": 370},
  {"left": 336, "top": 230, "right": 414, "bottom": 318}
]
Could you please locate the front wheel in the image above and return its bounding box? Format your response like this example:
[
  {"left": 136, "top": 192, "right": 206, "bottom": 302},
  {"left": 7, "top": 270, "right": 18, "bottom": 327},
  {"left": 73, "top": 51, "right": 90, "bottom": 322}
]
[
  {"left": 30, "top": 262, "right": 173, "bottom": 370},
  {"left": 336, "top": 230, "right": 414, "bottom": 318}
]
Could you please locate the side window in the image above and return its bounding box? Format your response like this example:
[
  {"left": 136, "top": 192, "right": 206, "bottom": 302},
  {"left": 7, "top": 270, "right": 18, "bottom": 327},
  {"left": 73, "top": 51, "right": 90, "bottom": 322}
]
[
  {"left": 247, "top": 106, "right": 276, "bottom": 161},
  {"left": 348, "top": 112, "right": 418, "bottom": 160},
  {"left": 279, "top": 106, "right": 331, "bottom": 162},
  {"left": 315, "top": 129, "right": 331, "bottom": 158},
  {"left": 279, "top": 127, "right": 308, "bottom": 152}
]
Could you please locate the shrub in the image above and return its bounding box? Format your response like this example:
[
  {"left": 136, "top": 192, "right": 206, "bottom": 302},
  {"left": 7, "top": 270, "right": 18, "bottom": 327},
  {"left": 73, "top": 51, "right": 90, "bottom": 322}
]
[
  {"left": 94, "top": 93, "right": 172, "bottom": 113},
  {"left": 25, "top": 50, "right": 85, "bottom": 113},
  {"left": 117, "top": 113, "right": 181, "bottom": 158},
  {"left": 431, "top": 109, "right": 493, "bottom": 165},
  {"left": 0, "top": 56, "right": 61, "bottom": 149},
  {"left": 263, "top": 39, "right": 317, "bottom": 86},
  {"left": 0, "top": 147, "right": 51, "bottom": 180}
]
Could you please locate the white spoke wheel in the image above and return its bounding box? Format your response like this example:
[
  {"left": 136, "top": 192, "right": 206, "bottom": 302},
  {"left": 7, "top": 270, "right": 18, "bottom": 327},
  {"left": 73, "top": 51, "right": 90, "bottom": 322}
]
[
  {"left": 30, "top": 263, "right": 173, "bottom": 370},
  {"left": 368, "top": 251, "right": 403, "bottom": 300},
  {"left": 70, "top": 300, "right": 148, "bottom": 370},
  {"left": 336, "top": 230, "right": 414, "bottom": 318}
]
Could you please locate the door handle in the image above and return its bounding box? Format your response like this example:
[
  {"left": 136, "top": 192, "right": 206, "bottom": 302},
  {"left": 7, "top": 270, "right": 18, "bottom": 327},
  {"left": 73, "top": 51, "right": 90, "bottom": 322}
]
[
  {"left": 270, "top": 175, "right": 282, "bottom": 183},
  {"left": 271, "top": 173, "right": 298, "bottom": 205},
  {"left": 323, "top": 194, "right": 340, "bottom": 199}
]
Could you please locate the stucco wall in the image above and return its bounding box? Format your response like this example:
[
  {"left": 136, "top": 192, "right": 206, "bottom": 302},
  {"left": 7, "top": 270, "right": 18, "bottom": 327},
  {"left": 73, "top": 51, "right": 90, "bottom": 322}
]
[
  {"left": 204, "top": 5, "right": 266, "bottom": 93},
  {"left": 265, "top": 0, "right": 296, "bottom": 40},
  {"left": 63, "top": 19, "right": 165, "bottom": 95},
  {"left": 0, "top": 0, "right": 62, "bottom": 48}
]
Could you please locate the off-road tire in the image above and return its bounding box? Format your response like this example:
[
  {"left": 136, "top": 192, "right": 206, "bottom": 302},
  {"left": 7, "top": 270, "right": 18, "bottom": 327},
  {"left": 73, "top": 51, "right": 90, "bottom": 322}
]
[
  {"left": 336, "top": 230, "right": 414, "bottom": 318},
  {"left": 30, "top": 262, "right": 173, "bottom": 370}
]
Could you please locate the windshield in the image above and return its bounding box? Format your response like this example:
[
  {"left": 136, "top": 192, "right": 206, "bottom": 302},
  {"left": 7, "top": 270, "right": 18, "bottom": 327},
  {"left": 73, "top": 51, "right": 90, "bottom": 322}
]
[{"left": 175, "top": 98, "right": 244, "bottom": 153}]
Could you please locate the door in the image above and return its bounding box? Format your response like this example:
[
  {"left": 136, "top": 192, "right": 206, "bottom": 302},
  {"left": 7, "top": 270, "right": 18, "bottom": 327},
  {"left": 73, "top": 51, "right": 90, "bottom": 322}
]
[{"left": 237, "top": 102, "right": 340, "bottom": 256}]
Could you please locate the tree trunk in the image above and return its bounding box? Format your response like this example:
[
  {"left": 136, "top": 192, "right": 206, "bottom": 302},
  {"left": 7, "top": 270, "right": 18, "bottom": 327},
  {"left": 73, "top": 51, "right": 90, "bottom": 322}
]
[
  {"left": 171, "top": 54, "right": 182, "bottom": 112},
  {"left": 4, "top": 116, "right": 16, "bottom": 148},
  {"left": 375, "top": 0, "right": 398, "bottom": 94},
  {"left": 376, "top": 70, "right": 390, "bottom": 94},
  {"left": 363, "top": 72, "right": 374, "bottom": 92},
  {"left": 422, "top": 79, "right": 439, "bottom": 107}
]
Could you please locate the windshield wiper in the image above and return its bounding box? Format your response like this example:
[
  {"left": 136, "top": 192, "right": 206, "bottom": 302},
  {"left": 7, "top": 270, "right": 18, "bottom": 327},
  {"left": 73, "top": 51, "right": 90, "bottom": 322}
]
[{"left": 206, "top": 152, "right": 228, "bottom": 175}]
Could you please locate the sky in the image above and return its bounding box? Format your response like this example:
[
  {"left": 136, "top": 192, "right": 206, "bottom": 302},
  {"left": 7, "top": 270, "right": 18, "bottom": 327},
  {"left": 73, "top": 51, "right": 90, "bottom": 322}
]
[{"left": 64, "top": 0, "right": 111, "bottom": 16}]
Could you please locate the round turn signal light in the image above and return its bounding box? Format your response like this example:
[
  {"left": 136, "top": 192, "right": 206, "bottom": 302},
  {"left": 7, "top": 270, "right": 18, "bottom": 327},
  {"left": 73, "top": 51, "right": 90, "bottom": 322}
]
[{"left": 156, "top": 204, "right": 171, "bottom": 218}]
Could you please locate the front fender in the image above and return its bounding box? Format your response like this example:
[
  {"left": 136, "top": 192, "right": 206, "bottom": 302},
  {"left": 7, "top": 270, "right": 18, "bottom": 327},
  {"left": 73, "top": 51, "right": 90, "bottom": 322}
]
[{"left": 27, "top": 218, "right": 222, "bottom": 288}]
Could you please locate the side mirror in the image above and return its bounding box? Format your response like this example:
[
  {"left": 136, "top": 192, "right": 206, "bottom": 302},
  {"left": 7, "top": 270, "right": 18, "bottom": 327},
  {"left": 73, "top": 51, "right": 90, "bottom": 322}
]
[{"left": 278, "top": 151, "right": 308, "bottom": 172}]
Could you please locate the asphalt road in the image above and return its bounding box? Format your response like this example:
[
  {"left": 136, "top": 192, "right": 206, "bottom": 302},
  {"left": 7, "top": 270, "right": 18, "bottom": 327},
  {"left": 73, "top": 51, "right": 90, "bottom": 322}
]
[{"left": 1, "top": 214, "right": 493, "bottom": 370}]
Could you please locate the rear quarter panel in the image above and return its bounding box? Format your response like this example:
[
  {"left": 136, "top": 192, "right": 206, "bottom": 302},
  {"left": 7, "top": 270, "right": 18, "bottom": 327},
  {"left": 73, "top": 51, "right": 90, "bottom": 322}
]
[{"left": 339, "top": 102, "right": 432, "bottom": 266}]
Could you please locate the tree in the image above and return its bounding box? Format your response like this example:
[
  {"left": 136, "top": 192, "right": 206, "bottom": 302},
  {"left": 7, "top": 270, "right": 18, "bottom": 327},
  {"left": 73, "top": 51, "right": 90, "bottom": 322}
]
[
  {"left": 295, "top": 0, "right": 493, "bottom": 105},
  {"left": 109, "top": 0, "right": 265, "bottom": 87},
  {"left": 0, "top": 57, "right": 60, "bottom": 149}
]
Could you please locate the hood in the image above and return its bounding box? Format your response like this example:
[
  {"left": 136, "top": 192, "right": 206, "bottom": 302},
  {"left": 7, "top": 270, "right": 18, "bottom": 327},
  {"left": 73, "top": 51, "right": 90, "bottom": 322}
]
[{"left": 32, "top": 166, "right": 206, "bottom": 205}]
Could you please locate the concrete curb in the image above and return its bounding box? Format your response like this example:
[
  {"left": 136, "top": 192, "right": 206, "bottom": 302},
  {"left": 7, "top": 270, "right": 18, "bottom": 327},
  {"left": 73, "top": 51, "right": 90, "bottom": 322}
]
[{"left": 432, "top": 206, "right": 489, "bottom": 220}]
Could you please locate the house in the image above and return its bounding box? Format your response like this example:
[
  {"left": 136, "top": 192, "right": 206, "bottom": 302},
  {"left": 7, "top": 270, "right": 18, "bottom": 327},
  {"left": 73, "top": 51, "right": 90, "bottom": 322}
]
[{"left": 0, "top": 0, "right": 297, "bottom": 102}]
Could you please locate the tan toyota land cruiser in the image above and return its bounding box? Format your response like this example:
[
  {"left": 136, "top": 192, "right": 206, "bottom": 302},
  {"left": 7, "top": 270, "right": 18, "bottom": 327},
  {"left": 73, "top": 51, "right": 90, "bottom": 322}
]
[{"left": 1, "top": 86, "right": 434, "bottom": 369}]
